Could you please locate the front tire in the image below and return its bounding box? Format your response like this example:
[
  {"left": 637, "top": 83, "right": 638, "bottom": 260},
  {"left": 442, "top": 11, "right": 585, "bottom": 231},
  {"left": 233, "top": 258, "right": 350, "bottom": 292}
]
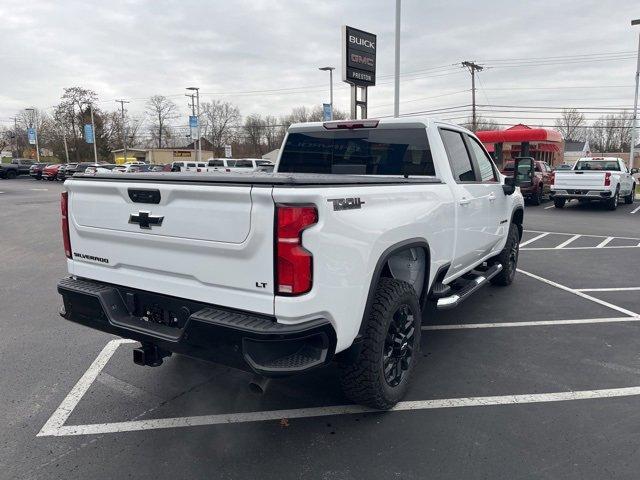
[
  {"left": 554, "top": 197, "right": 566, "bottom": 208},
  {"left": 6, "top": 170, "right": 17, "bottom": 179},
  {"left": 340, "top": 278, "right": 421, "bottom": 410},
  {"left": 490, "top": 222, "right": 520, "bottom": 286}
]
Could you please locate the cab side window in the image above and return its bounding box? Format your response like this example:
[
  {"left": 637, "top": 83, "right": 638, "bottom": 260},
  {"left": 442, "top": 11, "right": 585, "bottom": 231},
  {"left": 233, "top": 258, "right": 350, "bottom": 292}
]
[
  {"left": 440, "top": 129, "right": 476, "bottom": 182},
  {"left": 466, "top": 136, "right": 497, "bottom": 182}
]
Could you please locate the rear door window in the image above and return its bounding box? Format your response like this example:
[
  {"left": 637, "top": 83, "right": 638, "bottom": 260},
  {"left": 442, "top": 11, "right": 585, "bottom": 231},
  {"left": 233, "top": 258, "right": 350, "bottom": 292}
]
[
  {"left": 278, "top": 128, "right": 435, "bottom": 176},
  {"left": 439, "top": 129, "right": 476, "bottom": 182}
]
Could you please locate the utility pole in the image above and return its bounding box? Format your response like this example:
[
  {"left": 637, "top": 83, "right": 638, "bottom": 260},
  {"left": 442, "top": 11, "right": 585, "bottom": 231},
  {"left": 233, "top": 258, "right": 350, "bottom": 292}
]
[
  {"left": 62, "top": 129, "right": 70, "bottom": 163},
  {"left": 116, "top": 99, "right": 130, "bottom": 163},
  {"left": 319, "top": 66, "right": 335, "bottom": 120},
  {"left": 11, "top": 117, "right": 18, "bottom": 159},
  {"left": 630, "top": 19, "right": 640, "bottom": 169},
  {"left": 462, "top": 61, "right": 484, "bottom": 132},
  {"left": 394, "top": 0, "right": 401, "bottom": 118}
]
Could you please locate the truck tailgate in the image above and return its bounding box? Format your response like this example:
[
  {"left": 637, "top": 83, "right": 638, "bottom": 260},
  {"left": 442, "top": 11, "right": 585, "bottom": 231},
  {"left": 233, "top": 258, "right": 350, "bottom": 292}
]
[
  {"left": 554, "top": 171, "right": 606, "bottom": 189},
  {"left": 65, "top": 179, "right": 275, "bottom": 315}
]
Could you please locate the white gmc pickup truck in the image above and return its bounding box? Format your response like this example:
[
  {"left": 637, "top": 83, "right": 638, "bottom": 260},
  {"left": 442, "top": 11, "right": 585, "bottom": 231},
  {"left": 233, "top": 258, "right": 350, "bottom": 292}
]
[
  {"left": 551, "top": 157, "right": 637, "bottom": 209},
  {"left": 57, "top": 118, "right": 526, "bottom": 409}
]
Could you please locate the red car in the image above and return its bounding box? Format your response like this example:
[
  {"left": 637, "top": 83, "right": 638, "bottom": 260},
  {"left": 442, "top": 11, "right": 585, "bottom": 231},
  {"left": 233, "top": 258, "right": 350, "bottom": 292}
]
[
  {"left": 501, "top": 159, "right": 553, "bottom": 205},
  {"left": 43, "top": 164, "right": 62, "bottom": 181}
]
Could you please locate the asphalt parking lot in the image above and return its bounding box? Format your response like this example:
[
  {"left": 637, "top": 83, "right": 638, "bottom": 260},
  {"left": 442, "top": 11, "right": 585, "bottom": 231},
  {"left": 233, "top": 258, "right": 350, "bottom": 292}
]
[{"left": 2, "top": 177, "right": 640, "bottom": 479}]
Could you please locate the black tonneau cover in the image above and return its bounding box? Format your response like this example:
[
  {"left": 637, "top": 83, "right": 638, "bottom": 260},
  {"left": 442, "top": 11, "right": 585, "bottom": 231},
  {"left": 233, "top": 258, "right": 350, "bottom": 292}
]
[{"left": 71, "top": 172, "right": 441, "bottom": 186}]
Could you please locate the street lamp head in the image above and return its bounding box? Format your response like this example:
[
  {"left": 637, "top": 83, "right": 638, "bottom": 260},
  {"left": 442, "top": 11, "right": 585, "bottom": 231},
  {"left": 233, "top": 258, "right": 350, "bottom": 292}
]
[
  {"left": 319, "top": 66, "right": 335, "bottom": 71},
  {"left": 632, "top": 19, "right": 640, "bottom": 26},
  {"left": 186, "top": 86, "right": 199, "bottom": 91},
  {"left": 25, "top": 108, "right": 34, "bottom": 112}
]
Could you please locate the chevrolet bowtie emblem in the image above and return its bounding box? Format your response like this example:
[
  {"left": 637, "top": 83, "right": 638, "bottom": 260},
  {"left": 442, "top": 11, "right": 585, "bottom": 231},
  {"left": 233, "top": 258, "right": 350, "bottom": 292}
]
[{"left": 129, "top": 211, "right": 164, "bottom": 229}]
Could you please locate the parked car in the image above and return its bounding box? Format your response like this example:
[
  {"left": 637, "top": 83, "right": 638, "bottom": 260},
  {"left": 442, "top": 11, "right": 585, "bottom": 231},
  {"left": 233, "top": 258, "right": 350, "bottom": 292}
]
[
  {"left": 553, "top": 163, "right": 574, "bottom": 171},
  {"left": 205, "top": 158, "right": 235, "bottom": 172},
  {"left": 57, "top": 163, "right": 77, "bottom": 181},
  {"left": 29, "top": 163, "right": 49, "bottom": 180},
  {"left": 501, "top": 158, "right": 552, "bottom": 205},
  {"left": 57, "top": 117, "right": 528, "bottom": 409},
  {"left": 85, "top": 164, "right": 119, "bottom": 174},
  {"left": 232, "top": 158, "right": 276, "bottom": 172},
  {"left": 42, "top": 164, "right": 62, "bottom": 181},
  {"left": 551, "top": 157, "right": 636, "bottom": 209},
  {"left": 170, "top": 161, "right": 198, "bottom": 172},
  {"left": 0, "top": 158, "right": 36, "bottom": 179}
]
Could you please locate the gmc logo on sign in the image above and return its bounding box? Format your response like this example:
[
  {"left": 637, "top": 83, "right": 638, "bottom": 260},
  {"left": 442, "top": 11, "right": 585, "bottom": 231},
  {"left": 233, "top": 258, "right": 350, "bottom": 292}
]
[{"left": 350, "top": 53, "right": 374, "bottom": 67}]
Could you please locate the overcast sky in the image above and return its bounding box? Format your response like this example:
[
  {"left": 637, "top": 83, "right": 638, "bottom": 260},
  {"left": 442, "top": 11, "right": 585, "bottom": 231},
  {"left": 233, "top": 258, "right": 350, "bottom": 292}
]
[{"left": 1, "top": 0, "right": 639, "bottom": 128}]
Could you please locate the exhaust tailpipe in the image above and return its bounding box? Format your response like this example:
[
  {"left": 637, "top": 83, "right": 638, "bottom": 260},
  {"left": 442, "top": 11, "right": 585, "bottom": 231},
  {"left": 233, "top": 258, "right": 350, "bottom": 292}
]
[{"left": 248, "top": 375, "right": 271, "bottom": 395}]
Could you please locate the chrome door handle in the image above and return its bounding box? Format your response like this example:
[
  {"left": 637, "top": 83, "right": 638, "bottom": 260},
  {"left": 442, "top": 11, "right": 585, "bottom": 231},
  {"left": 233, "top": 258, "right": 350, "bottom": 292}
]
[{"left": 459, "top": 198, "right": 471, "bottom": 205}]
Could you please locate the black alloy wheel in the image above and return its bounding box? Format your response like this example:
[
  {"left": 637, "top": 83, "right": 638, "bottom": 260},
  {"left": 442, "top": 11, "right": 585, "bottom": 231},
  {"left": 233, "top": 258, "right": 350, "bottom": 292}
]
[{"left": 383, "top": 304, "right": 416, "bottom": 387}]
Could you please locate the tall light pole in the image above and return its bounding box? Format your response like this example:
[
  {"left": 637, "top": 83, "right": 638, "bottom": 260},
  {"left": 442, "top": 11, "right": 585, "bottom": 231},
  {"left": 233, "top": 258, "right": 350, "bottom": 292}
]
[
  {"left": 25, "top": 108, "right": 40, "bottom": 162},
  {"left": 186, "top": 87, "right": 201, "bottom": 163},
  {"left": 116, "top": 99, "right": 130, "bottom": 163},
  {"left": 394, "top": 0, "right": 401, "bottom": 118},
  {"left": 630, "top": 19, "right": 640, "bottom": 170},
  {"left": 89, "top": 104, "right": 98, "bottom": 164},
  {"left": 319, "top": 66, "right": 335, "bottom": 120}
]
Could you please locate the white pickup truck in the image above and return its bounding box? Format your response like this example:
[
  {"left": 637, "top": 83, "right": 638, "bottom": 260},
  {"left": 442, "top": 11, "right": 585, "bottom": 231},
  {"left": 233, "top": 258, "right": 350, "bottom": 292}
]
[
  {"left": 57, "top": 118, "right": 526, "bottom": 409},
  {"left": 551, "top": 157, "right": 636, "bottom": 209}
]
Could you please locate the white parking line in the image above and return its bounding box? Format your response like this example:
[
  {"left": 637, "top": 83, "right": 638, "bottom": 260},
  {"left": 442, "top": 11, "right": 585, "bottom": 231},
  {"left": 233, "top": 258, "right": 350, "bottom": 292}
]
[
  {"left": 631, "top": 204, "right": 640, "bottom": 214},
  {"left": 38, "top": 339, "right": 136, "bottom": 436},
  {"left": 522, "top": 245, "right": 640, "bottom": 251},
  {"left": 596, "top": 237, "right": 614, "bottom": 248},
  {"left": 29, "top": 188, "right": 49, "bottom": 191},
  {"left": 524, "top": 229, "right": 640, "bottom": 241},
  {"left": 555, "top": 234, "right": 581, "bottom": 249},
  {"left": 520, "top": 232, "right": 549, "bottom": 247},
  {"left": 422, "top": 316, "right": 640, "bottom": 330},
  {"left": 544, "top": 205, "right": 555, "bottom": 209},
  {"left": 517, "top": 269, "right": 639, "bottom": 317},
  {"left": 576, "top": 287, "right": 640, "bottom": 292}
]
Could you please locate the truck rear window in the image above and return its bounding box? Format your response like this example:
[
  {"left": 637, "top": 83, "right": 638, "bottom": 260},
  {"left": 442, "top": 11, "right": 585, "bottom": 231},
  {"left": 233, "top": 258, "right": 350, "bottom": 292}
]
[
  {"left": 575, "top": 160, "right": 620, "bottom": 171},
  {"left": 278, "top": 129, "right": 435, "bottom": 176}
]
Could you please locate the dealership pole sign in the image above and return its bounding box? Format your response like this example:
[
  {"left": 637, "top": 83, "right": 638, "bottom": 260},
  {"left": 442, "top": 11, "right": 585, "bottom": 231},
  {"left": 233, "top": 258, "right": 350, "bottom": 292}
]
[
  {"left": 342, "top": 25, "right": 376, "bottom": 119},
  {"left": 342, "top": 26, "right": 376, "bottom": 86}
]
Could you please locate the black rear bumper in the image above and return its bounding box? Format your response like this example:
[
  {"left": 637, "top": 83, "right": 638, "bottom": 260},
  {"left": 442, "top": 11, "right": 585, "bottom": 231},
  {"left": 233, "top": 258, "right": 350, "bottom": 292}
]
[{"left": 57, "top": 277, "right": 336, "bottom": 376}]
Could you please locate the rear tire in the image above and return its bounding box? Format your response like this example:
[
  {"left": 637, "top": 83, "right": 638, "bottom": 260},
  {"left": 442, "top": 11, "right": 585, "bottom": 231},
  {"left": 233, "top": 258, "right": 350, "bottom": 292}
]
[
  {"left": 530, "top": 185, "right": 542, "bottom": 205},
  {"left": 6, "top": 170, "right": 17, "bottom": 179},
  {"left": 490, "top": 223, "right": 519, "bottom": 286},
  {"left": 553, "top": 197, "right": 566, "bottom": 208},
  {"left": 606, "top": 188, "right": 619, "bottom": 210},
  {"left": 340, "top": 278, "right": 421, "bottom": 410},
  {"left": 624, "top": 185, "right": 636, "bottom": 205}
]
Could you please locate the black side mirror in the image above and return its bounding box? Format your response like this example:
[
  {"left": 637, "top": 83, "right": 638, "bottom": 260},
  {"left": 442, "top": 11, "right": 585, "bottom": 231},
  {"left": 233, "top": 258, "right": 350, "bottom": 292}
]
[
  {"left": 631, "top": 168, "right": 639, "bottom": 175},
  {"left": 503, "top": 177, "right": 516, "bottom": 195},
  {"left": 514, "top": 157, "right": 534, "bottom": 188}
]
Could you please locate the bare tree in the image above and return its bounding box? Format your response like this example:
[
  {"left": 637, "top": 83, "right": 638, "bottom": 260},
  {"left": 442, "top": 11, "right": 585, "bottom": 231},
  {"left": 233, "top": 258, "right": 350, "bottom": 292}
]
[
  {"left": 589, "top": 114, "right": 633, "bottom": 152},
  {"left": 554, "top": 108, "right": 586, "bottom": 141},
  {"left": 56, "top": 87, "right": 99, "bottom": 161},
  {"left": 244, "top": 114, "right": 266, "bottom": 156},
  {"left": 0, "top": 126, "right": 11, "bottom": 156},
  {"left": 461, "top": 116, "right": 499, "bottom": 132},
  {"left": 146, "top": 95, "right": 178, "bottom": 148},
  {"left": 200, "top": 100, "right": 241, "bottom": 156}
]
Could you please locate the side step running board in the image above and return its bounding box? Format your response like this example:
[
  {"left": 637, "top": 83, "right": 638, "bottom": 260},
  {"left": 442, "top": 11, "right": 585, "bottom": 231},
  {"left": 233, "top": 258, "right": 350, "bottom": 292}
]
[{"left": 436, "top": 264, "right": 503, "bottom": 310}]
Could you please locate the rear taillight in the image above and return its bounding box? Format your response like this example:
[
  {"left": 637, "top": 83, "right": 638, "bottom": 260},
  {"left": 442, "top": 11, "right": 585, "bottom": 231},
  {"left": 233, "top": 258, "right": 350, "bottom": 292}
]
[
  {"left": 549, "top": 172, "right": 555, "bottom": 186},
  {"left": 61, "top": 192, "right": 72, "bottom": 259},
  {"left": 604, "top": 172, "right": 611, "bottom": 186},
  {"left": 275, "top": 204, "right": 318, "bottom": 295}
]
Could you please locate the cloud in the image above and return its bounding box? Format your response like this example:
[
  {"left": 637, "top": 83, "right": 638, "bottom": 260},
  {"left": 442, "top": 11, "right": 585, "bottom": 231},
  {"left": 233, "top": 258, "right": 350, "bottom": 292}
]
[{"left": 1, "top": 0, "right": 638, "bottom": 128}]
